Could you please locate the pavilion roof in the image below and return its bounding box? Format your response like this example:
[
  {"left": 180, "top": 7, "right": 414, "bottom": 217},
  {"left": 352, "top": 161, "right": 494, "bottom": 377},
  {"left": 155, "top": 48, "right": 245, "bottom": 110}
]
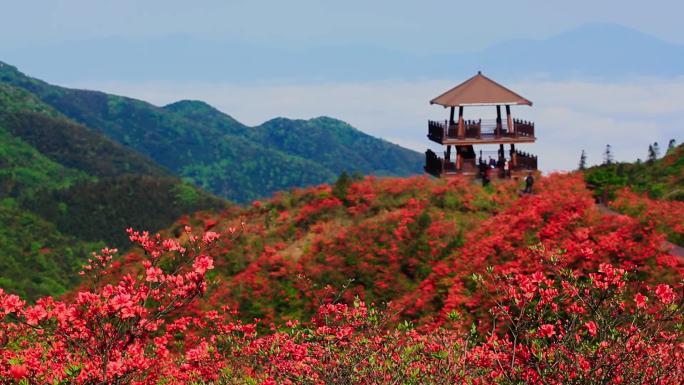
[{"left": 430, "top": 72, "right": 532, "bottom": 107}]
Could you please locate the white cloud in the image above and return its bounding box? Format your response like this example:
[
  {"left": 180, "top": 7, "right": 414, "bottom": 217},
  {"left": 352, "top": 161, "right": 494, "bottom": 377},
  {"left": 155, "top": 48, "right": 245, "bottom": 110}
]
[{"left": 67, "top": 78, "right": 684, "bottom": 172}]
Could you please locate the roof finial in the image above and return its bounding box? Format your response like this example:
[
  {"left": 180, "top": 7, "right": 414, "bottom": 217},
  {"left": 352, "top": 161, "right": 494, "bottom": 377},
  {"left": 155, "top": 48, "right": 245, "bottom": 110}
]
[{"left": 478, "top": 70, "right": 482, "bottom": 75}]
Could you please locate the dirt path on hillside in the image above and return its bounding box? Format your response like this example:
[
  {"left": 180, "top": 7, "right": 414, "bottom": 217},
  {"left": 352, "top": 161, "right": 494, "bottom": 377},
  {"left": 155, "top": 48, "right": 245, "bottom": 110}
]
[{"left": 597, "top": 203, "right": 684, "bottom": 260}]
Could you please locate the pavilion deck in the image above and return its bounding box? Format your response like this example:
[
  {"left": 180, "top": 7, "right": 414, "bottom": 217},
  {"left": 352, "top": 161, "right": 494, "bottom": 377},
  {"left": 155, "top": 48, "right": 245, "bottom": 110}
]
[
  {"left": 427, "top": 119, "right": 535, "bottom": 145},
  {"left": 424, "top": 149, "right": 538, "bottom": 179}
]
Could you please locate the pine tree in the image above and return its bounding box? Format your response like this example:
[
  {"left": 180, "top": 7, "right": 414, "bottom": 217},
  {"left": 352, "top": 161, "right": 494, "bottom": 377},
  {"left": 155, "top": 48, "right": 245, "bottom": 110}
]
[
  {"left": 668, "top": 139, "right": 676, "bottom": 153},
  {"left": 603, "top": 144, "right": 614, "bottom": 165},
  {"left": 648, "top": 144, "right": 656, "bottom": 163},
  {"left": 653, "top": 142, "right": 660, "bottom": 159},
  {"left": 578, "top": 150, "right": 587, "bottom": 170}
]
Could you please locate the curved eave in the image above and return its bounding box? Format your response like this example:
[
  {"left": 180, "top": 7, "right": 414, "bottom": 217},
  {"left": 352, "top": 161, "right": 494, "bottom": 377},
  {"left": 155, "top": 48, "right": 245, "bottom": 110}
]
[{"left": 429, "top": 101, "right": 533, "bottom": 107}]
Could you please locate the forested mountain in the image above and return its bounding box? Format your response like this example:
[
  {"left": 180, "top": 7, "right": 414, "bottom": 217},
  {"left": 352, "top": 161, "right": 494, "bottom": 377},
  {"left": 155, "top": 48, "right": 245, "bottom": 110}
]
[
  {"left": 0, "top": 61, "right": 422, "bottom": 203},
  {"left": 1, "top": 106, "right": 170, "bottom": 179},
  {"left": 0, "top": 60, "right": 423, "bottom": 298},
  {"left": 0, "top": 205, "right": 102, "bottom": 299},
  {"left": 0, "top": 79, "right": 227, "bottom": 298},
  {"left": 26, "top": 175, "right": 226, "bottom": 248}
]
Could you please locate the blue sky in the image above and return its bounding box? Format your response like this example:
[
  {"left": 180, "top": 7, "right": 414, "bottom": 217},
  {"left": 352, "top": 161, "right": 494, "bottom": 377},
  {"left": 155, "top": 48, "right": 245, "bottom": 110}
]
[
  {"left": 2, "top": 0, "right": 684, "bottom": 52},
  {"left": 1, "top": 1, "right": 683, "bottom": 171}
]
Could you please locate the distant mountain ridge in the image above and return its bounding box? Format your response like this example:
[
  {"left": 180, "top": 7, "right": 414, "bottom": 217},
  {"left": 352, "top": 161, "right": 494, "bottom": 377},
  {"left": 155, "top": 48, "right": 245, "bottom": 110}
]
[
  {"left": 1, "top": 23, "right": 682, "bottom": 83},
  {"left": 0, "top": 61, "right": 422, "bottom": 203},
  {"left": 0, "top": 60, "right": 422, "bottom": 298}
]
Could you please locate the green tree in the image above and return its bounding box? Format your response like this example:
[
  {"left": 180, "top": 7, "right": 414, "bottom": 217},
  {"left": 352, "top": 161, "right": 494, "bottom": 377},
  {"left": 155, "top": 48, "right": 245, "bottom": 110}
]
[
  {"left": 667, "top": 139, "right": 677, "bottom": 154},
  {"left": 648, "top": 144, "right": 656, "bottom": 163},
  {"left": 578, "top": 150, "right": 587, "bottom": 170},
  {"left": 603, "top": 144, "right": 614, "bottom": 165},
  {"left": 653, "top": 142, "right": 660, "bottom": 159}
]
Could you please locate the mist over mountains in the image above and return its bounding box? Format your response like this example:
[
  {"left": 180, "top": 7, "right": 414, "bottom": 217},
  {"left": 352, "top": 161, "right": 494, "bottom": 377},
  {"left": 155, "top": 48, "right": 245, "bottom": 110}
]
[{"left": 3, "top": 23, "right": 683, "bottom": 84}]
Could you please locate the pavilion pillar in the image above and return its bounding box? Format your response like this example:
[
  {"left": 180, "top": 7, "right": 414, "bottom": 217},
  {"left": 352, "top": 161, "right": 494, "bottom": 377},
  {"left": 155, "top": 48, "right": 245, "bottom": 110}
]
[
  {"left": 457, "top": 106, "right": 464, "bottom": 138},
  {"left": 496, "top": 105, "right": 502, "bottom": 138},
  {"left": 456, "top": 147, "right": 462, "bottom": 170},
  {"left": 510, "top": 144, "right": 517, "bottom": 168},
  {"left": 505, "top": 105, "right": 512, "bottom": 134},
  {"left": 449, "top": 107, "right": 455, "bottom": 125},
  {"left": 446, "top": 145, "right": 452, "bottom": 167},
  {"left": 499, "top": 144, "right": 505, "bottom": 162}
]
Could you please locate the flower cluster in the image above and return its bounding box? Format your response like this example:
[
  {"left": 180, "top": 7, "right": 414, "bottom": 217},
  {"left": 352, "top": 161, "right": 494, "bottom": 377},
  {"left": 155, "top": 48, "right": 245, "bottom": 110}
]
[
  {"left": 465, "top": 263, "right": 684, "bottom": 385},
  {"left": 609, "top": 187, "right": 684, "bottom": 246},
  {"left": 0, "top": 226, "right": 228, "bottom": 384}
]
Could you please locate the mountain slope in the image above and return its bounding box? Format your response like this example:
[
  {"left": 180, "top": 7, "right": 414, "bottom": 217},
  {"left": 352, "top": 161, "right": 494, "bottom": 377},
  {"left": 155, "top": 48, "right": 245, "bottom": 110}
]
[
  {"left": 0, "top": 124, "right": 87, "bottom": 198},
  {"left": 0, "top": 81, "right": 228, "bottom": 247},
  {"left": 583, "top": 143, "right": 684, "bottom": 246},
  {"left": 24, "top": 175, "right": 227, "bottom": 248},
  {"left": 102, "top": 173, "right": 682, "bottom": 327},
  {"left": 252, "top": 116, "right": 420, "bottom": 176},
  {"left": 0, "top": 61, "right": 421, "bottom": 298},
  {"left": 0, "top": 78, "right": 229, "bottom": 299},
  {"left": 584, "top": 143, "right": 684, "bottom": 201},
  {"left": 471, "top": 23, "right": 684, "bottom": 79},
  {"left": 0, "top": 61, "right": 423, "bottom": 203},
  {"left": 0, "top": 83, "right": 168, "bottom": 178},
  {"left": 0, "top": 203, "right": 102, "bottom": 299}
]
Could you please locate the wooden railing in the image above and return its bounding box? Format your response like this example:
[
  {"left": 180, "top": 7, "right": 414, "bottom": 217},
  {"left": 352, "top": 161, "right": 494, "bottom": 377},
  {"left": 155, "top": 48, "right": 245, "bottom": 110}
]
[
  {"left": 428, "top": 120, "right": 446, "bottom": 142},
  {"left": 515, "top": 151, "right": 538, "bottom": 170},
  {"left": 513, "top": 119, "right": 534, "bottom": 137},
  {"left": 424, "top": 149, "right": 443, "bottom": 177},
  {"left": 426, "top": 149, "right": 537, "bottom": 177},
  {"left": 427, "top": 118, "right": 535, "bottom": 141},
  {"left": 464, "top": 120, "right": 481, "bottom": 138}
]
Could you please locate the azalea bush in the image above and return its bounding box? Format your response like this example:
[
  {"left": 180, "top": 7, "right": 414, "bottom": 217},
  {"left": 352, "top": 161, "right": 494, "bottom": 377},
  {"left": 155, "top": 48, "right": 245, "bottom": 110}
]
[
  {"left": 201, "top": 175, "right": 519, "bottom": 324},
  {"left": 213, "top": 262, "right": 683, "bottom": 385},
  {"left": 0, "top": 226, "right": 242, "bottom": 384},
  {"left": 2, "top": 227, "right": 682, "bottom": 384},
  {"left": 1, "top": 173, "right": 684, "bottom": 384},
  {"left": 466, "top": 263, "right": 684, "bottom": 384},
  {"left": 610, "top": 188, "right": 684, "bottom": 246},
  {"left": 229, "top": 301, "right": 466, "bottom": 385}
]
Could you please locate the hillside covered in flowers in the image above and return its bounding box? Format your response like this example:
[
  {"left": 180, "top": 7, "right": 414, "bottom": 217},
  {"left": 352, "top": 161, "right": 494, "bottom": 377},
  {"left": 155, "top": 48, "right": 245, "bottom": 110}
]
[{"left": 1, "top": 172, "right": 683, "bottom": 384}]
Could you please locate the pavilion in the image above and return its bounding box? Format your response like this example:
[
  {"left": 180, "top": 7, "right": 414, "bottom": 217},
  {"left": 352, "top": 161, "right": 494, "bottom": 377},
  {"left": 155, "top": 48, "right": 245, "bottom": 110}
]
[{"left": 424, "top": 71, "right": 538, "bottom": 178}]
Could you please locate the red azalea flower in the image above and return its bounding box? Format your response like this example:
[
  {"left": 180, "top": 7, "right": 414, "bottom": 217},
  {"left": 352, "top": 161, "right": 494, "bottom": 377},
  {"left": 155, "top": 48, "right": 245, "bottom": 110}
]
[
  {"left": 539, "top": 324, "right": 555, "bottom": 338},
  {"left": 584, "top": 321, "right": 597, "bottom": 337},
  {"left": 10, "top": 364, "right": 29, "bottom": 380},
  {"left": 634, "top": 293, "right": 648, "bottom": 308},
  {"left": 655, "top": 284, "right": 675, "bottom": 304}
]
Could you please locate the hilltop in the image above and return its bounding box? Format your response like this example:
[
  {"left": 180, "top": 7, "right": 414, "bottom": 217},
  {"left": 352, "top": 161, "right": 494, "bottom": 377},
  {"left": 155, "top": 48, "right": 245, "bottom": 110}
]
[
  {"left": 584, "top": 143, "right": 684, "bottom": 246},
  {"left": 99, "top": 172, "right": 683, "bottom": 326},
  {"left": 584, "top": 143, "right": 684, "bottom": 201}
]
